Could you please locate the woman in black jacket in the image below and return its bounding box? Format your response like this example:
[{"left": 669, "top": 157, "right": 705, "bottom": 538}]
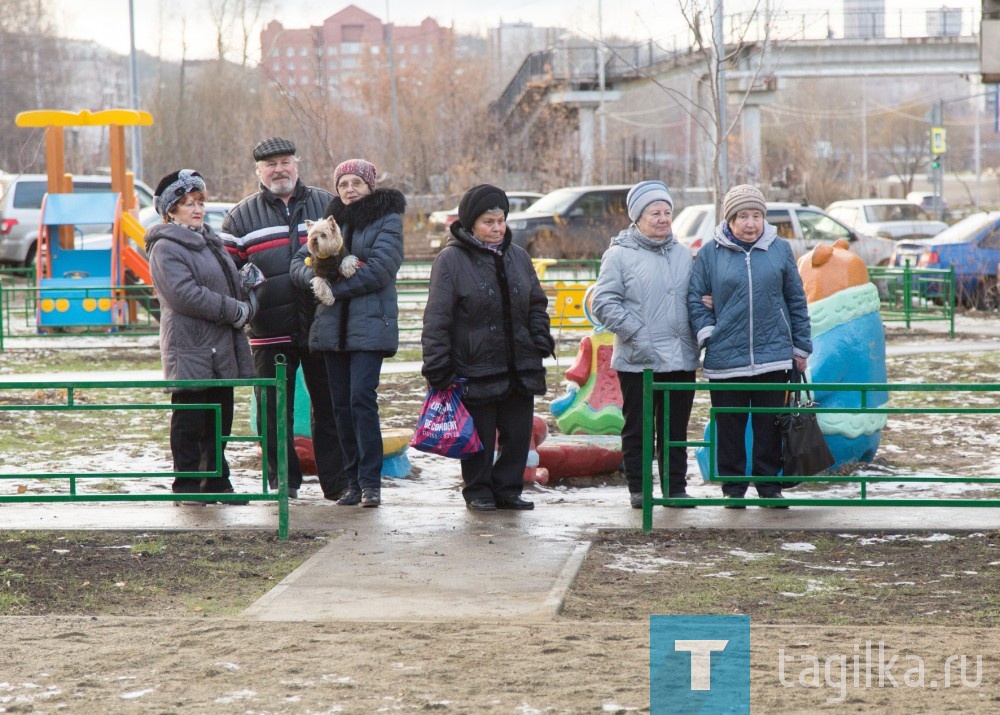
[
  {"left": 291, "top": 159, "right": 404, "bottom": 508},
  {"left": 421, "top": 184, "right": 555, "bottom": 511}
]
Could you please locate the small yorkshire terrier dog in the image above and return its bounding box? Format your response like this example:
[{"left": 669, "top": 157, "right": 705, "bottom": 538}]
[{"left": 303, "top": 218, "right": 361, "bottom": 306}]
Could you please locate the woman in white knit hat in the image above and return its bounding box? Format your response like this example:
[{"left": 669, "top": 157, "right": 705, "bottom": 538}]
[
  {"left": 591, "top": 180, "right": 699, "bottom": 509},
  {"left": 687, "top": 184, "right": 812, "bottom": 508}
]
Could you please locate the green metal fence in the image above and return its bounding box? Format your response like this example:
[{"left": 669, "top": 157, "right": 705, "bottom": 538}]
[
  {"left": 0, "top": 281, "right": 161, "bottom": 345},
  {"left": 869, "top": 264, "right": 955, "bottom": 336},
  {"left": 640, "top": 372, "right": 1000, "bottom": 531},
  {"left": 0, "top": 364, "right": 291, "bottom": 539}
]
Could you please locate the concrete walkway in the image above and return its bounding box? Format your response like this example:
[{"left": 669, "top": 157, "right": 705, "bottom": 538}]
[{"left": 2, "top": 499, "right": 998, "bottom": 622}]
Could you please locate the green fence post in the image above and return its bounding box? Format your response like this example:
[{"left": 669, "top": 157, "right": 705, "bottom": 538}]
[
  {"left": 642, "top": 368, "right": 653, "bottom": 532},
  {"left": 274, "top": 359, "right": 289, "bottom": 540}
]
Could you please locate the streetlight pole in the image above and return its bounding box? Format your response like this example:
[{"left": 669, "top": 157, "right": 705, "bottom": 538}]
[
  {"left": 714, "top": 0, "right": 728, "bottom": 195},
  {"left": 128, "top": 0, "right": 142, "bottom": 181},
  {"left": 385, "top": 1, "right": 403, "bottom": 165},
  {"left": 597, "top": 0, "right": 607, "bottom": 184}
]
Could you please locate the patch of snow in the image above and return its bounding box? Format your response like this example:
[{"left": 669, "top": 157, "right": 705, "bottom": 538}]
[
  {"left": 728, "top": 548, "right": 772, "bottom": 560},
  {"left": 781, "top": 542, "right": 816, "bottom": 552},
  {"left": 120, "top": 688, "right": 155, "bottom": 700},
  {"left": 780, "top": 579, "right": 830, "bottom": 597},
  {"left": 213, "top": 690, "right": 256, "bottom": 704}
]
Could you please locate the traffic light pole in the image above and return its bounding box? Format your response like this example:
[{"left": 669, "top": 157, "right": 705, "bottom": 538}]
[{"left": 932, "top": 99, "right": 945, "bottom": 221}]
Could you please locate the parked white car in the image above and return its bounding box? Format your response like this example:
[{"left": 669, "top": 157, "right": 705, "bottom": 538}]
[
  {"left": 674, "top": 202, "right": 896, "bottom": 266},
  {"left": 825, "top": 199, "right": 948, "bottom": 241}
]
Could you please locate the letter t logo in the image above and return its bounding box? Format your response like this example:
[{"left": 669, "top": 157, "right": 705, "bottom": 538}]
[{"left": 674, "top": 639, "right": 729, "bottom": 690}]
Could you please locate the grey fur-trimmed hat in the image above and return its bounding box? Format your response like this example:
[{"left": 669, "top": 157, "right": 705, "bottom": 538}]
[
  {"left": 252, "top": 136, "right": 296, "bottom": 161},
  {"left": 153, "top": 169, "right": 206, "bottom": 216}
]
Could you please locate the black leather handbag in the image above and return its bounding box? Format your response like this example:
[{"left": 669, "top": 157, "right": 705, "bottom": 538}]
[{"left": 776, "top": 370, "right": 836, "bottom": 479}]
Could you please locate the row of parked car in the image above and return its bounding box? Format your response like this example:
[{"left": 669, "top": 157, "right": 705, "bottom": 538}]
[
  {"left": 5, "top": 173, "right": 997, "bottom": 311},
  {"left": 421, "top": 184, "right": 999, "bottom": 311}
]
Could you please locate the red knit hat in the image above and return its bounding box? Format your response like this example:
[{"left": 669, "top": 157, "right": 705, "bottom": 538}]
[{"left": 334, "top": 159, "right": 377, "bottom": 192}]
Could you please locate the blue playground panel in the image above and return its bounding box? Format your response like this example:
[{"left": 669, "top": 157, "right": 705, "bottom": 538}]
[
  {"left": 38, "top": 192, "right": 120, "bottom": 328},
  {"left": 37, "top": 275, "right": 114, "bottom": 326}
]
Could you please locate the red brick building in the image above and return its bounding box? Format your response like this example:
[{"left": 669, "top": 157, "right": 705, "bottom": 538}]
[{"left": 260, "top": 4, "right": 450, "bottom": 97}]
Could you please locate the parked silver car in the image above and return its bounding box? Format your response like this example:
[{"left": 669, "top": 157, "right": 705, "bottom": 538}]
[
  {"left": 675, "top": 202, "right": 896, "bottom": 266},
  {"left": 824, "top": 199, "right": 947, "bottom": 241},
  {"left": 0, "top": 173, "right": 155, "bottom": 266}
]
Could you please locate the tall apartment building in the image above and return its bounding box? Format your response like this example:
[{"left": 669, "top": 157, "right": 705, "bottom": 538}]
[
  {"left": 844, "top": 0, "right": 885, "bottom": 39},
  {"left": 260, "top": 4, "right": 450, "bottom": 97}
]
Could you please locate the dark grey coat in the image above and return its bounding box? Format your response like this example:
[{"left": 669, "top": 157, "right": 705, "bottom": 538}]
[
  {"left": 290, "top": 188, "right": 405, "bottom": 355},
  {"left": 421, "top": 223, "right": 554, "bottom": 405},
  {"left": 147, "top": 222, "right": 255, "bottom": 391}
]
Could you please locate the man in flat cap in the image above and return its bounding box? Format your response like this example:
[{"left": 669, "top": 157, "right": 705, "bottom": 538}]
[{"left": 222, "top": 137, "right": 349, "bottom": 502}]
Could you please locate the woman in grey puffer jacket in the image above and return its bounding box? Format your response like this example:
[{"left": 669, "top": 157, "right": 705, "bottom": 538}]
[
  {"left": 591, "top": 180, "right": 699, "bottom": 509},
  {"left": 146, "top": 170, "right": 255, "bottom": 501}
]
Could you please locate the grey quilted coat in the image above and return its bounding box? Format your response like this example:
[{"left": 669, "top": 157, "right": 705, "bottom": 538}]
[
  {"left": 591, "top": 226, "right": 699, "bottom": 374},
  {"left": 147, "top": 222, "right": 255, "bottom": 391}
]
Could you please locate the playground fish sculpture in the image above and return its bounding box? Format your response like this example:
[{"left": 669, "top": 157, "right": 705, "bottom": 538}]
[{"left": 796, "top": 239, "right": 888, "bottom": 466}]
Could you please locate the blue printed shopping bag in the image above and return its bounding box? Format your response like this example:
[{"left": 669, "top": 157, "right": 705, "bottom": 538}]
[{"left": 409, "top": 384, "right": 484, "bottom": 459}]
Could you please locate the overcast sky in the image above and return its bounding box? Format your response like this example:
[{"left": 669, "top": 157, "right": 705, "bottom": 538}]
[
  {"left": 50, "top": 0, "right": 691, "bottom": 60},
  {"left": 51, "top": 1, "right": 978, "bottom": 62}
]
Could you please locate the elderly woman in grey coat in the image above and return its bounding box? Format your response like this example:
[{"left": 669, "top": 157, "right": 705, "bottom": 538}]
[
  {"left": 591, "top": 180, "right": 699, "bottom": 508},
  {"left": 146, "top": 169, "right": 256, "bottom": 502}
]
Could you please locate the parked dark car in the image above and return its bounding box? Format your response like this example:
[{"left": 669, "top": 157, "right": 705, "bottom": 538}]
[
  {"left": 424, "top": 190, "right": 543, "bottom": 254},
  {"left": 505, "top": 184, "right": 632, "bottom": 258},
  {"left": 890, "top": 211, "right": 1000, "bottom": 309}
]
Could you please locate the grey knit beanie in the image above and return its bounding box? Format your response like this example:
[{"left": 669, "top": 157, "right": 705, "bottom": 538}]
[
  {"left": 723, "top": 184, "right": 767, "bottom": 223},
  {"left": 626, "top": 180, "right": 672, "bottom": 222}
]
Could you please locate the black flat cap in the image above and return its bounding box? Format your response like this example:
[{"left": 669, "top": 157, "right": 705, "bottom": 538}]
[{"left": 253, "top": 136, "right": 296, "bottom": 161}]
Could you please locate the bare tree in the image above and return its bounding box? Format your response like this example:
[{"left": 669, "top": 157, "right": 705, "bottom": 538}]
[
  {"left": 0, "top": 0, "right": 67, "bottom": 171},
  {"left": 871, "top": 103, "right": 933, "bottom": 197},
  {"left": 208, "top": 0, "right": 272, "bottom": 66}
]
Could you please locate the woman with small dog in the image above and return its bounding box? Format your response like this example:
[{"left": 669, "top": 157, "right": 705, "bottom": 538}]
[
  {"left": 421, "top": 184, "right": 555, "bottom": 511},
  {"left": 146, "top": 170, "right": 255, "bottom": 503},
  {"left": 291, "top": 159, "right": 405, "bottom": 509}
]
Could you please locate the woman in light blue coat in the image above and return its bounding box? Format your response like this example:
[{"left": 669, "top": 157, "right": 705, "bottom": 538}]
[
  {"left": 591, "top": 180, "right": 699, "bottom": 508},
  {"left": 687, "top": 184, "right": 812, "bottom": 507}
]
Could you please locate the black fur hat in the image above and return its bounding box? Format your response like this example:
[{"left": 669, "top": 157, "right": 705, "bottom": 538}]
[{"left": 457, "top": 184, "right": 509, "bottom": 231}]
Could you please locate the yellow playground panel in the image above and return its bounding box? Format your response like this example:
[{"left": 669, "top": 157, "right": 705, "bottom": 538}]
[
  {"left": 532, "top": 258, "right": 593, "bottom": 330},
  {"left": 15, "top": 109, "right": 154, "bottom": 329}
]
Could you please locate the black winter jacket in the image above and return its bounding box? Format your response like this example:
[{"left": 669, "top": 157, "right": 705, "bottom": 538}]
[
  {"left": 221, "top": 179, "right": 332, "bottom": 345},
  {"left": 290, "top": 188, "right": 405, "bottom": 355},
  {"left": 421, "top": 223, "right": 554, "bottom": 405}
]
